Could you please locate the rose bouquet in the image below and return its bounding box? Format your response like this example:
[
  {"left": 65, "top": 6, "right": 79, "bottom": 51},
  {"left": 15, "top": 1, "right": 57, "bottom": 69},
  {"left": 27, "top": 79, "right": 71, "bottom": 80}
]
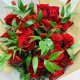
[{"left": 0, "top": 0, "right": 77, "bottom": 80}]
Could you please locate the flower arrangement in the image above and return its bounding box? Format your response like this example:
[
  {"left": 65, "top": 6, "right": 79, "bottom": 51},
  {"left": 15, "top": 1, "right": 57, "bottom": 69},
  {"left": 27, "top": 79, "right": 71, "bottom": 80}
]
[{"left": 0, "top": 0, "right": 77, "bottom": 80}]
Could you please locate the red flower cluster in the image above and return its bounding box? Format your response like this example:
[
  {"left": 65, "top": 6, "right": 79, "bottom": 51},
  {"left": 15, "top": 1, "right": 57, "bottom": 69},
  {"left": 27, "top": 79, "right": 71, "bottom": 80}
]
[{"left": 1, "top": 1, "right": 74, "bottom": 80}]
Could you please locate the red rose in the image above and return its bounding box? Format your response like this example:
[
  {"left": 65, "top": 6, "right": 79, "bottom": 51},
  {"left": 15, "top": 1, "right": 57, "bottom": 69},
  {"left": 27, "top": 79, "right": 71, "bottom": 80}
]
[
  {"left": 54, "top": 25, "right": 62, "bottom": 30},
  {"left": 51, "top": 68, "right": 64, "bottom": 77},
  {"left": 22, "top": 14, "right": 37, "bottom": 23},
  {"left": 49, "top": 76, "right": 55, "bottom": 80},
  {"left": 38, "top": 4, "right": 49, "bottom": 17},
  {"left": 63, "top": 33, "right": 74, "bottom": 48},
  {"left": 66, "top": 0, "right": 71, "bottom": 4},
  {"left": 55, "top": 53, "right": 64, "bottom": 61},
  {"left": 43, "top": 51, "right": 51, "bottom": 59},
  {"left": 40, "top": 33, "right": 47, "bottom": 38},
  {"left": 49, "top": 6, "right": 59, "bottom": 17},
  {"left": 7, "top": 50, "right": 13, "bottom": 54},
  {"left": 12, "top": 0, "right": 16, "bottom": 5},
  {"left": 4, "top": 14, "right": 21, "bottom": 25},
  {"left": 15, "top": 16, "right": 21, "bottom": 23},
  {"left": 9, "top": 54, "right": 23, "bottom": 65},
  {"left": 1, "top": 32, "right": 10, "bottom": 39},
  {"left": 30, "top": 23, "right": 40, "bottom": 30},
  {"left": 41, "top": 19, "right": 52, "bottom": 31},
  {"left": 38, "top": 58, "right": 44, "bottom": 69},
  {"left": 50, "top": 33, "right": 63, "bottom": 50},
  {"left": 17, "top": 28, "right": 35, "bottom": 51},
  {"left": 49, "top": 6, "right": 61, "bottom": 23},
  {"left": 4, "top": 14, "right": 16, "bottom": 25},
  {"left": 61, "top": 21, "right": 73, "bottom": 31}
]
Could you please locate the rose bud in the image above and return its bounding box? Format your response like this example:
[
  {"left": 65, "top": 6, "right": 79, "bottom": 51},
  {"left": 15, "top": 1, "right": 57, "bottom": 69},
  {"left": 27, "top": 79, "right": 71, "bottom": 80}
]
[
  {"left": 40, "top": 33, "right": 47, "bottom": 38},
  {"left": 12, "top": 0, "right": 16, "bottom": 5},
  {"left": 9, "top": 55, "right": 23, "bottom": 65},
  {"left": 51, "top": 68, "right": 64, "bottom": 77}
]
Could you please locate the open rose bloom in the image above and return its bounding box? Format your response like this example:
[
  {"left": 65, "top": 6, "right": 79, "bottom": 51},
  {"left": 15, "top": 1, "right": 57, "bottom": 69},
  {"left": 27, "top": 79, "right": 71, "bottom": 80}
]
[{"left": 0, "top": 0, "right": 80, "bottom": 80}]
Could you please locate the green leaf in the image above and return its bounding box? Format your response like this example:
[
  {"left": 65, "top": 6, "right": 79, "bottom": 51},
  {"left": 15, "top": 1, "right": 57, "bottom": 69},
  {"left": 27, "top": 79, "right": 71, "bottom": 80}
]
[
  {"left": 30, "top": 36, "right": 42, "bottom": 42},
  {"left": 66, "top": 2, "right": 71, "bottom": 14},
  {"left": 49, "top": 21, "right": 57, "bottom": 27},
  {"left": 41, "top": 46, "right": 49, "bottom": 56},
  {"left": 61, "top": 14, "right": 71, "bottom": 23},
  {"left": 26, "top": 2, "right": 34, "bottom": 11},
  {"left": 37, "top": 10, "right": 43, "bottom": 22},
  {"left": 34, "top": 29, "right": 42, "bottom": 35},
  {"left": 32, "top": 56, "right": 38, "bottom": 74},
  {"left": 3, "top": 25, "right": 11, "bottom": 28},
  {"left": 5, "top": 6, "right": 17, "bottom": 10},
  {"left": 45, "top": 38, "right": 54, "bottom": 51},
  {"left": 39, "top": 41, "right": 49, "bottom": 56},
  {"left": 49, "top": 51, "right": 63, "bottom": 61},
  {"left": 16, "top": 67, "right": 30, "bottom": 80},
  {"left": 24, "top": 19, "right": 35, "bottom": 27},
  {"left": 9, "top": 46, "right": 17, "bottom": 50},
  {"left": 11, "top": 10, "right": 23, "bottom": 15},
  {"left": 22, "top": 10, "right": 32, "bottom": 18},
  {"left": 8, "top": 30, "right": 16, "bottom": 39},
  {"left": 0, "top": 53, "right": 11, "bottom": 70},
  {"left": 44, "top": 60, "right": 61, "bottom": 72},
  {"left": 0, "top": 38, "right": 9, "bottom": 41},
  {"left": 47, "top": 29, "right": 55, "bottom": 37},
  {"left": 25, "top": 54, "right": 32, "bottom": 67},
  {"left": 71, "top": 44, "right": 80, "bottom": 49},
  {"left": 61, "top": 6, "right": 65, "bottom": 17},
  {"left": 17, "top": 0, "right": 24, "bottom": 11},
  {"left": 12, "top": 19, "right": 18, "bottom": 28},
  {"left": 67, "top": 48, "right": 75, "bottom": 59},
  {"left": 55, "top": 29, "right": 62, "bottom": 33},
  {"left": 3, "top": 53, "right": 11, "bottom": 60},
  {"left": 3, "top": 40, "right": 12, "bottom": 46}
]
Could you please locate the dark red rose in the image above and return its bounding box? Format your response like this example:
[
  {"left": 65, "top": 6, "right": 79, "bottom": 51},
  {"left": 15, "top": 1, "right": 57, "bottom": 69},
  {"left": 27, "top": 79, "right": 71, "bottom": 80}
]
[
  {"left": 22, "top": 14, "right": 37, "bottom": 23},
  {"left": 15, "top": 17, "right": 21, "bottom": 23},
  {"left": 28, "top": 64, "right": 38, "bottom": 79},
  {"left": 51, "top": 68, "right": 64, "bottom": 77},
  {"left": 30, "top": 23, "right": 40, "bottom": 30},
  {"left": 55, "top": 53, "right": 64, "bottom": 61},
  {"left": 49, "top": 6, "right": 59, "bottom": 17},
  {"left": 66, "top": 0, "right": 71, "bottom": 4},
  {"left": 17, "top": 28, "right": 35, "bottom": 51},
  {"left": 40, "top": 33, "right": 47, "bottom": 38},
  {"left": 49, "top": 76, "right": 55, "bottom": 80},
  {"left": 50, "top": 33, "right": 63, "bottom": 50},
  {"left": 41, "top": 19, "right": 52, "bottom": 31},
  {"left": 48, "top": 6, "right": 61, "bottom": 23},
  {"left": 66, "top": 60, "right": 73, "bottom": 65},
  {"left": 4, "top": 14, "right": 16, "bottom": 25},
  {"left": 9, "top": 54, "right": 23, "bottom": 65},
  {"left": 38, "top": 4, "right": 49, "bottom": 17},
  {"left": 43, "top": 51, "right": 51, "bottom": 59},
  {"left": 12, "top": 0, "right": 16, "bottom": 5},
  {"left": 38, "top": 58, "right": 44, "bottom": 69},
  {"left": 1, "top": 32, "right": 10, "bottom": 39},
  {"left": 54, "top": 25, "right": 62, "bottom": 30},
  {"left": 61, "top": 21, "right": 73, "bottom": 31},
  {"left": 7, "top": 50, "right": 13, "bottom": 54},
  {"left": 63, "top": 33, "right": 74, "bottom": 48}
]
